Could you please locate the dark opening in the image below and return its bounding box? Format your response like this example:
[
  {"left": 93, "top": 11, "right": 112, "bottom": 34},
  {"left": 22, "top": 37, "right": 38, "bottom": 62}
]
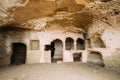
[
  {"left": 100, "top": 0, "right": 112, "bottom": 3},
  {"left": 50, "top": 39, "right": 63, "bottom": 63},
  {"left": 77, "top": 38, "right": 85, "bottom": 50},
  {"left": 11, "top": 43, "right": 26, "bottom": 65},
  {"left": 88, "top": 51, "right": 105, "bottom": 67},
  {"left": 50, "top": 42, "right": 55, "bottom": 58},
  {"left": 45, "top": 45, "right": 50, "bottom": 51},
  {"left": 73, "top": 53, "right": 82, "bottom": 62},
  {"left": 65, "top": 37, "right": 74, "bottom": 50}
]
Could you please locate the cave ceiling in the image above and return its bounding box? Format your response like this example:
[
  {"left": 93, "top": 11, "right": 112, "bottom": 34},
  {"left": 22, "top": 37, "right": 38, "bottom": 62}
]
[{"left": 0, "top": 0, "right": 120, "bottom": 32}]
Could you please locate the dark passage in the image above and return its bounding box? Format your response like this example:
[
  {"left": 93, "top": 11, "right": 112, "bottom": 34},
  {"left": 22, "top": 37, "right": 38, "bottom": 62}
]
[
  {"left": 50, "top": 39, "right": 63, "bottom": 63},
  {"left": 73, "top": 53, "right": 82, "bottom": 62},
  {"left": 11, "top": 43, "right": 26, "bottom": 65},
  {"left": 77, "top": 38, "right": 85, "bottom": 50},
  {"left": 88, "top": 51, "right": 105, "bottom": 67},
  {"left": 50, "top": 42, "right": 55, "bottom": 58}
]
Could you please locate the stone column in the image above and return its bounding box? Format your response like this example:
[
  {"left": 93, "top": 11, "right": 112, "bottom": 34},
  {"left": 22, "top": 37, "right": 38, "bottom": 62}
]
[
  {"left": 63, "top": 51, "right": 73, "bottom": 62},
  {"left": 81, "top": 33, "right": 88, "bottom": 63},
  {"left": 85, "top": 39, "right": 92, "bottom": 49},
  {"left": 90, "top": 38, "right": 94, "bottom": 48},
  {"left": 62, "top": 39, "right": 66, "bottom": 62},
  {"left": 62, "top": 39, "right": 66, "bottom": 52},
  {"left": 74, "top": 41, "right": 77, "bottom": 50},
  {"left": 40, "top": 44, "right": 45, "bottom": 63},
  {"left": 85, "top": 39, "right": 88, "bottom": 50},
  {"left": 81, "top": 50, "right": 88, "bottom": 63}
]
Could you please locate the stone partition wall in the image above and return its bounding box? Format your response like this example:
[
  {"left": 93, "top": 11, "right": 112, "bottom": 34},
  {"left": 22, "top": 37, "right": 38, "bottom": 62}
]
[
  {"left": 5, "top": 29, "right": 85, "bottom": 64},
  {"left": 0, "top": 28, "right": 112, "bottom": 66},
  {"left": 1, "top": 28, "right": 112, "bottom": 66}
]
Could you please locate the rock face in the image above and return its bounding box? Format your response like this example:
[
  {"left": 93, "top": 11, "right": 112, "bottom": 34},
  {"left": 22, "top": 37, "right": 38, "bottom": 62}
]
[
  {"left": 0, "top": 0, "right": 120, "bottom": 69},
  {"left": 0, "top": 0, "right": 28, "bottom": 25},
  {"left": 0, "top": 0, "right": 87, "bottom": 25}
]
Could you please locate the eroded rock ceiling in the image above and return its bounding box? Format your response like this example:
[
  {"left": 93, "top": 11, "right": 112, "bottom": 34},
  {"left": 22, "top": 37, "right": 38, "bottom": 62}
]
[
  {"left": 0, "top": 0, "right": 87, "bottom": 23},
  {"left": 0, "top": 0, "right": 120, "bottom": 32}
]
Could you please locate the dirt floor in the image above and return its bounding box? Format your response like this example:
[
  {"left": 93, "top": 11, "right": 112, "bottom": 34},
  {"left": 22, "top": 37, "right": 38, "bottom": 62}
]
[{"left": 0, "top": 62, "right": 120, "bottom": 80}]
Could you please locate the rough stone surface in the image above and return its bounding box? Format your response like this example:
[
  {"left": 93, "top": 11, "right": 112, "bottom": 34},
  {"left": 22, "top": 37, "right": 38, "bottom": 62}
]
[
  {"left": 0, "top": 63, "right": 120, "bottom": 80},
  {"left": 0, "top": 0, "right": 120, "bottom": 71}
]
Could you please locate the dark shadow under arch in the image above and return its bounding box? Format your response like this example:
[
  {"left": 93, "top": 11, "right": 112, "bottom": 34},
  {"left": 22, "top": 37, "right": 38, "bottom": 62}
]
[
  {"left": 76, "top": 38, "right": 85, "bottom": 50},
  {"left": 11, "top": 43, "right": 27, "bottom": 65},
  {"left": 65, "top": 37, "right": 74, "bottom": 50},
  {"left": 50, "top": 39, "right": 63, "bottom": 63},
  {"left": 88, "top": 51, "right": 105, "bottom": 67}
]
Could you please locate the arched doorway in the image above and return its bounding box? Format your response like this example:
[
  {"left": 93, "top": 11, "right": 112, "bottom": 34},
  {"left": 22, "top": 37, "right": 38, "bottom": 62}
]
[
  {"left": 11, "top": 43, "right": 27, "bottom": 65},
  {"left": 65, "top": 37, "right": 74, "bottom": 50},
  {"left": 88, "top": 51, "right": 105, "bottom": 67},
  {"left": 76, "top": 38, "right": 85, "bottom": 50},
  {"left": 50, "top": 39, "right": 63, "bottom": 63}
]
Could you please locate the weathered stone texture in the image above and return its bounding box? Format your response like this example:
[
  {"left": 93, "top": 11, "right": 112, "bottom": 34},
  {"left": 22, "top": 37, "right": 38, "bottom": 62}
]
[{"left": 0, "top": 0, "right": 120, "bottom": 69}]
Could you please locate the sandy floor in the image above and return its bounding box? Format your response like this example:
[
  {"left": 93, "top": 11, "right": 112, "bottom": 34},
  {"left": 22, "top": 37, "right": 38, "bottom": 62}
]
[{"left": 0, "top": 63, "right": 120, "bottom": 80}]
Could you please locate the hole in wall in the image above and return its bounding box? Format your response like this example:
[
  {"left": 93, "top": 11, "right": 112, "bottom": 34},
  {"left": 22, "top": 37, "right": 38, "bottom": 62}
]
[
  {"left": 76, "top": 38, "right": 85, "bottom": 50},
  {"left": 11, "top": 43, "right": 27, "bottom": 65},
  {"left": 73, "top": 53, "right": 82, "bottom": 62},
  {"left": 50, "top": 39, "right": 63, "bottom": 63},
  {"left": 88, "top": 51, "right": 105, "bottom": 67},
  {"left": 65, "top": 37, "right": 74, "bottom": 50}
]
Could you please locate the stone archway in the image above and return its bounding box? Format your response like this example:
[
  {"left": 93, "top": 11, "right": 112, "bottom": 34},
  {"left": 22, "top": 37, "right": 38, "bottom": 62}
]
[
  {"left": 11, "top": 43, "right": 27, "bottom": 65},
  {"left": 76, "top": 38, "right": 85, "bottom": 50},
  {"left": 65, "top": 37, "right": 74, "bottom": 50},
  {"left": 50, "top": 39, "right": 63, "bottom": 63},
  {"left": 88, "top": 51, "right": 105, "bottom": 67}
]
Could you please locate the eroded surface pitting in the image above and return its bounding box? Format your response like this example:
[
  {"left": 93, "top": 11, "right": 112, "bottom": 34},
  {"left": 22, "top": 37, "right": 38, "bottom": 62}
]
[{"left": 0, "top": 0, "right": 88, "bottom": 25}]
